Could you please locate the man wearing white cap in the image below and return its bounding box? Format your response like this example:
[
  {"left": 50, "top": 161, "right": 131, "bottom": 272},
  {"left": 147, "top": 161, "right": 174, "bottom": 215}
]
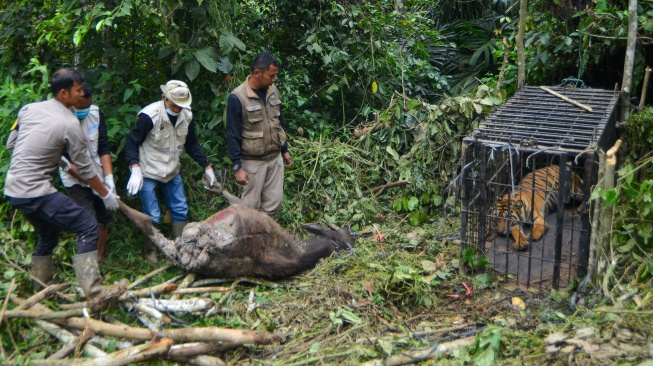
[{"left": 124, "top": 80, "right": 216, "bottom": 263}]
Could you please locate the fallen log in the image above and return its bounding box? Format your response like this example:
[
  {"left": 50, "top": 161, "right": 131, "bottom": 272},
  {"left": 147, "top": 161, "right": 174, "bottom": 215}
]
[
  {"left": 361, "top": 180, "right": 410, "bottom": 195},
  {"left": 12, "top": 297, "right": 280, "bottom": 344},
  {"left": 48, "top": 329, "right": 95, "bottom": 360}
]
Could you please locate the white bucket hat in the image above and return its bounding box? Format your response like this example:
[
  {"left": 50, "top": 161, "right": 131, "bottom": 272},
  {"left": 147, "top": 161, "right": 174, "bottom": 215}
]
[{"left": 161, "top": 80, "right": 192, "bottom": 108}]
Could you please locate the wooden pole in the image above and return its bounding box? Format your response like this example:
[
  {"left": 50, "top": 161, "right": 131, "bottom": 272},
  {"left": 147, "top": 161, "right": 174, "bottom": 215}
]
[{"left": 639, "top": 67, "right": 652, "bottom": 109}]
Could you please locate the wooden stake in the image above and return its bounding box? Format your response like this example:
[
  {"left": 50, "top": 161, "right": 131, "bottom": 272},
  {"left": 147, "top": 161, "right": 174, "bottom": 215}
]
[
  {"left": 16, "top": 283, "right": 69, "bottom": 311},
  {"left": 639, "top": 67, "right": 652, "bottom": 109},
  {"left": 539, "top": 86, "right": 593, "bottom": 112}
]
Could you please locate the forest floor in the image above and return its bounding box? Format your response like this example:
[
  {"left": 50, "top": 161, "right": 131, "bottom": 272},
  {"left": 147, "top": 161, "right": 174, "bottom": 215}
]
[{"left": 2, "top": 212, "right": 652, "bottom": 365}]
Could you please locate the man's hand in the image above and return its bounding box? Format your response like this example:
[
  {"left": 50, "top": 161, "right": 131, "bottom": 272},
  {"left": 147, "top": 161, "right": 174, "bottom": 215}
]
[
  {"left": 127, "top": 167, "right": 143, "bottom": 195},
  {"left": 104, "top": 174, "right": 116, "bottom": 193},
  {"left": 282, "top": 152, "right": 293, "bottom": 166},
  {"left": 204, "top": 168, "right": 217, "bottom": 187},
  {"left": 235, "top": 167, "right": 249, "bottom": 185},
  {"left": 102, "top": 191, "right": 120, "bottom": 211}
]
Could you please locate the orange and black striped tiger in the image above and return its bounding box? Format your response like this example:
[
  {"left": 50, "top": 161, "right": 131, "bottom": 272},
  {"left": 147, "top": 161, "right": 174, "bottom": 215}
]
[{"left": 496, "top": 166, "right": 583, "bottom": 251}]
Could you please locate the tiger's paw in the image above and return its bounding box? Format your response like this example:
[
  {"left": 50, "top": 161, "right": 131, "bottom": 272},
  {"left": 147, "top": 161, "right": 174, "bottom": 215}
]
[{"left": 513, "top": 237, "right": 530, "bottom": 251}]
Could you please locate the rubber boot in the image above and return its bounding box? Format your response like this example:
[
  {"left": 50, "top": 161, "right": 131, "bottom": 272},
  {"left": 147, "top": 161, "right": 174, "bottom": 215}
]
[
  {"left": 143, "top": 236, "right": 158, "bottom": 264},
  {"left": 97, "top": 227, "right": 109, "bottom": 261},
  {"left": 72, "top": 251, "right": 128, "bottom": 312},
  {"left": 171, "top": 221, "right": 188, "bottom": 240},
  {"left": 31, "top": 255, "right": 53, "bottom": 292}
]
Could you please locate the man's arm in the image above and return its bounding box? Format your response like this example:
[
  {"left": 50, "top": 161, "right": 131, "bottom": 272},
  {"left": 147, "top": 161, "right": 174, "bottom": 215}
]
[
  {"left": 184, "top": 120, "right": 210, "bottom": 169},
  {"left": 97, "top": 110, "right": 113, "bottom": 176},
  {"left": 125, "top": 113, "right": 154, "bottom": 168},
  {"left": 64, "top": 123, "right": 109, "bottom": 197},
  {"left": 226, "top": 94, "right": 243, "bottom": 168}
]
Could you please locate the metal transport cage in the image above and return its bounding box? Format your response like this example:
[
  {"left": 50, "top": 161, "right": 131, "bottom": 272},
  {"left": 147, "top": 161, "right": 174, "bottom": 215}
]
[{"left": 460, "top": 86, "right": 619, "bottom": 290}]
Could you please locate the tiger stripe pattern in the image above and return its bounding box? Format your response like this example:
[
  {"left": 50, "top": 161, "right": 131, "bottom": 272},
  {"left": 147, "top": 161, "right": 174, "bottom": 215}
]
[{"left": 495, "top": 166, "right": 583, "bottom": 251}]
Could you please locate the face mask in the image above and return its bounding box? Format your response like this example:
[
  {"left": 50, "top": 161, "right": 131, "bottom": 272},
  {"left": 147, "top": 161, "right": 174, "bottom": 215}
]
[
  {"left": 166, "top": 107, "right": 180, "bottom": 117},
  {"left": 74, "top": 107, "right": 91, "bottom": 120}
]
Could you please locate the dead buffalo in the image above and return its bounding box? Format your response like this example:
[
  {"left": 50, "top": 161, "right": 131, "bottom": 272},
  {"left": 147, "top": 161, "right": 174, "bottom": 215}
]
[{"left": 118, "top": 181, "right": 356, "bottom": 279}]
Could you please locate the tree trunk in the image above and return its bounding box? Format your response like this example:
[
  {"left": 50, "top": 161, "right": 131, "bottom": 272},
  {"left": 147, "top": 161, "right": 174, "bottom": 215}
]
[
  {"left": 621, "top": 0, "right": 638, "bottom": 121},
  {"left": 516, "top": 0, "right": 528, "bottom": 88}
]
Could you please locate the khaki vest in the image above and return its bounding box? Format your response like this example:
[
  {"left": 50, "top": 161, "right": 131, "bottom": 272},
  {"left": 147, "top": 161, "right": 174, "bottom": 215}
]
[
  {"left": 138, "top": 100, "right": 192, "bottom": 182},
  {"left": 231, "top": 77, "right": 287, "bottom": 160},
  {"left": 60, "top": 105, "right": 105, "bottom": 188}
]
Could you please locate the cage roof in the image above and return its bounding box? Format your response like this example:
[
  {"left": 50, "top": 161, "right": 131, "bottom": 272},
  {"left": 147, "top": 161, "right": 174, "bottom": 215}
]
[{"left": 466, "top": 86, "right": 619, "bottom": 153}]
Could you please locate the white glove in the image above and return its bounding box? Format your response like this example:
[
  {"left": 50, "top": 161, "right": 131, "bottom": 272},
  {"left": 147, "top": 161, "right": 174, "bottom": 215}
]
[
  {"left": 104, "top": 174, "right": 116, "bottom": 193},
  {"left": 204, "top": 168, "right": 216, "bottom": 187},
  {"left": 102, "top": 191, "right": 120, "bottom": 211},
  {"left": 59, "top": 157, "right": 71, "bottom": 172},
  {"left": 127, "top": 167, "right": 143, "bottom": 195}
]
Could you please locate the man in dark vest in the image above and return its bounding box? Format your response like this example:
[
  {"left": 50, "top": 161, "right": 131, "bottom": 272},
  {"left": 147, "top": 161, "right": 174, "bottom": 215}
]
[{"left": 226, "top": 51, "right": 292, "bottom": 215}]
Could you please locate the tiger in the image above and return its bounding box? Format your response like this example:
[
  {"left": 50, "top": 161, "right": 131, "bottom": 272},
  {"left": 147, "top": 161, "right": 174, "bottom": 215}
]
[{"left": 495, "top": 166, "right": 583, "bottom": 251}]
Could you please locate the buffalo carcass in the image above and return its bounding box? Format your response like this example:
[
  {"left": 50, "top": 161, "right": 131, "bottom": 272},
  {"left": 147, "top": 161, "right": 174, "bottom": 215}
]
[{"left": 118, "top": 182, "right": 356, "bottom": 279}]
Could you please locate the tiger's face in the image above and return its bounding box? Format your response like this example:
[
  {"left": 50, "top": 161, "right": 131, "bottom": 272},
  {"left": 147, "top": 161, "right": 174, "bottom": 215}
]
[{"left": 496, "top": 194, "right": 524, "bottom": 235}]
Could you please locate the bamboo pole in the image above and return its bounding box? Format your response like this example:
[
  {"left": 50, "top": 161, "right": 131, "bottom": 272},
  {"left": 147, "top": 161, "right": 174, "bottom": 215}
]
[{"left": 539, "top": 86, "right": 593, "bottom": 112}]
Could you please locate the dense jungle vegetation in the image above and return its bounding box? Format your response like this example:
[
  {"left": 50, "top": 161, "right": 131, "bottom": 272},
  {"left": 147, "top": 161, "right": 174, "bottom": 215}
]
[{"left": 3, "top": 0, "right": 653, "bottom": 364}]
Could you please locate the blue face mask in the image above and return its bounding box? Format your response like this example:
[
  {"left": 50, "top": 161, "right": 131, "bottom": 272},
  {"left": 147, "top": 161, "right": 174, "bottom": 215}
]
[
  {"left": 74, "top": 107, "right": 91, "bottom": 120},
  {"left": 166, "top": 107, "right": 180, "bottom": 117}
]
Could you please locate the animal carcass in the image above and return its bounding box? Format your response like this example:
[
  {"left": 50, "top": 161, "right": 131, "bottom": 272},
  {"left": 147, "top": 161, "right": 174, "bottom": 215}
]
[{"left": 118, "top": 184, "right": 355, "bottom": 279}]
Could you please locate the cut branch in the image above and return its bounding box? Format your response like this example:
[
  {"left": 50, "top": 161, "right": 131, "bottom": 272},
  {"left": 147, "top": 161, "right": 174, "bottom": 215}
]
[
  {"left": 13, "top": 297, "right": 280, "bottom": 344},
  {"left": 16, "top": 283, "right": 69, "bottom": 310},
  {"left": 47, "top": 329, "right": 95, "bottom": 360},
  {"left": 361, "top": 180, "right": 410, "bottom": 195},
  {"left": 353, "top": 122, "right": 390, "bottom": 138}
]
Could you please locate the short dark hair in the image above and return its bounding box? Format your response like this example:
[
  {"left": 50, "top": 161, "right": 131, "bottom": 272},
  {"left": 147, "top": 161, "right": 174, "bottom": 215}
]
[
  {"left": 50, "top": 68, "right": 84, "bottom": 95},
  {"left": 81, "top": 81, "right": 93, "bottom": 98},
  {"left": 251, "top": 51, "right": 279, "bottom": 73}
]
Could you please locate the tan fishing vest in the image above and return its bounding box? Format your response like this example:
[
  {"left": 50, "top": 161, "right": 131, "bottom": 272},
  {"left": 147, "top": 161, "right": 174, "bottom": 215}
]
[
  {"left": 232, "top": 76, "right": 287, "bottom": 160},
  {"left": 60, "top": 105, "right": 104, "bottom": 188},
  {"left": 138, "top": 100, "right": 192, "bottom": 182}
]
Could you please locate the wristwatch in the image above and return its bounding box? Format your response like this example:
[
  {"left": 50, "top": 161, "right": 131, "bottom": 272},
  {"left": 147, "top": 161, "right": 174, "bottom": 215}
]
[{"left": 233, "top": 163, "right": 242, "bottom": 171}]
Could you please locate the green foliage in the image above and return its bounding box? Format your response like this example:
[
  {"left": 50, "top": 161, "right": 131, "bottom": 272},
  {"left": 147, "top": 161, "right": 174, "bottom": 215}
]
[
  {"left": 462, "top": 247, "right": 490, "bottom": 270},
  {"left": 599, "top": 108, "right": 653, "bottom": 284}
]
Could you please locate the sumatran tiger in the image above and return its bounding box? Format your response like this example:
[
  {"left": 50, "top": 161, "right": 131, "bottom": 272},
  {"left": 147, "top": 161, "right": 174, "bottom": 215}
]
[{"left": 495, "top": 166, "right": 583, "bottom": 251}]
